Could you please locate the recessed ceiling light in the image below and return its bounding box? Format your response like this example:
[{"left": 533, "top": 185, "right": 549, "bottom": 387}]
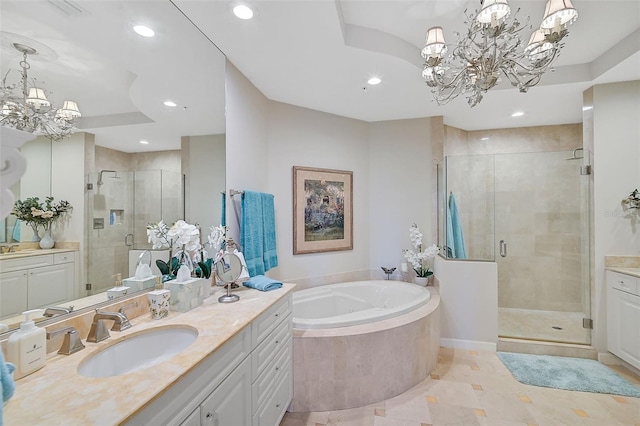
[
  {"left": 511, "top": 111, "right": 525, "bottom": 117},
  {"left": 233, "top": 4, "right": 254, "bottom": 19},
  {"left": 164, "top": 100, "right": 177, "bottom": 107},
  {"left": 582, "top": 105, "right": 593, "bottom": 111},
  {"left": 133, "top": 25, "right": 155, "bottom": 38},
  {"left": 139, "top": 140, "right": 149, "bottom": 145},
  {"left": 367, "top": 77, "right": 381, "bottom": 85},
  {"left": 480, "top": 137, "right": 490, "bottom": 141}
]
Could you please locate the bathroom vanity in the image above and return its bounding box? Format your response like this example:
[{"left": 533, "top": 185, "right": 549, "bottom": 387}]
[
  {"left": 0, "top": 249, "right": 78, "bottom": 320},
  {"left": 606, "top": 267, "right": 640, "bottom": 370},
  {"left": 3, "top": 283, "right": 294, "bottom": 426}
]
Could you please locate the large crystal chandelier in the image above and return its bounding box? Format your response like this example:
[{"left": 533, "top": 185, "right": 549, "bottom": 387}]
[
  {"left": 0, "top": 43, "right": 81, "bottom": 142},
  {"left": 421, "top": 0, "right": 579, "bottom": 107}
]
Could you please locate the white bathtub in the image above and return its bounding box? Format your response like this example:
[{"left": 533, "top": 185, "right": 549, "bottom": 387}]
[{"left": 292, "top": 280, "right": 431, "bottom": 329}]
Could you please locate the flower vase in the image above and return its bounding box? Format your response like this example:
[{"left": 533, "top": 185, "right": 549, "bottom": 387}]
[
  {"left": 39, "top": 229, "right": 54, "bottom": 249},
  {"left": 414, "top": 277, "right": 428, "bottom": 287},
  {"left": 30, "top": 224, "right": 40, "bottom": 242}
]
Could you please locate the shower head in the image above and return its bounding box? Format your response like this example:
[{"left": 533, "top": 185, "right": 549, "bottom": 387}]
[{"left": 97, "top": 170, "right": 117, "bottom": 185}]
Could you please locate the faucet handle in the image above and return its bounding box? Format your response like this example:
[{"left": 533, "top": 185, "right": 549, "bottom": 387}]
[
  {"left": 46, "top": 326, "right": 85, "bottom": 355},
  {"left": 118, "top": 301, "right": 138, "bottom": 318}
]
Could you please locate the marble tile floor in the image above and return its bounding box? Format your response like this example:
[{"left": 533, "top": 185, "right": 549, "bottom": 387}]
[
  {"left": 281, "top": 347, "right": 640, "bottom": 426},
  {"left": 499, "top": 308, "right": 590, "bottom": 345}
]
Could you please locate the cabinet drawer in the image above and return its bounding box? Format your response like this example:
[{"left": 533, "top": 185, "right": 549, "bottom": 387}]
[
  {"left": 252, "top": 295, "right": 291, "bottom": 347},
  {"left": 252, "top": 314, "right": 292, "bottom": 379},
  {"left": 609, "top": 271, "right": 639, "bottom": 296},
  {"left": 53, "top": 252, "right": 74, "bottom": 264},
  {"left": 0, "top": 254, "right": 53, "bottom": 272},
  {"left": 252, "top": 336, "right": 292, "bottom": 413},
  {"left": 252, "top": 362, "right": 292, "bottom": 426}
]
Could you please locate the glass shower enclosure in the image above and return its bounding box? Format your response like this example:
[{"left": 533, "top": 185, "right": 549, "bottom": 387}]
[
  {"left": 85, "top": 170, "right": 184, "bottom": 295},
  {"left": 438, "top": 150, "right": 592, "bottom": 345}
]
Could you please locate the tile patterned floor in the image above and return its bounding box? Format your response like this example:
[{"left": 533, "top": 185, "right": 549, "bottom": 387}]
[{"left": 281, "top": 348, "right": 640, "bottom": 426}]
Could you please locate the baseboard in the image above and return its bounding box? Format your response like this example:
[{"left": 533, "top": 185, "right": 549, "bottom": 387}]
[
  {"left": 440, "top": 338, "right": 497, "bottom": 352},
  {"left": 599, "top": 352, "right": 640, "bottom": 376}
]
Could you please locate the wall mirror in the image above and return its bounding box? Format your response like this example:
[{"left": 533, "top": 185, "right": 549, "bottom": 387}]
[{"left": 0, "top": 0, "right": 226, "bottom": 332}]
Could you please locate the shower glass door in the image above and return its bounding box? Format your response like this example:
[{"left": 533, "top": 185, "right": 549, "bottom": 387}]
[
  {"left": 86, "top": 171, "right": 134, "bottom": 295},
  {"left": 495, "top": 151, "right": 591, "bottom": 345}
]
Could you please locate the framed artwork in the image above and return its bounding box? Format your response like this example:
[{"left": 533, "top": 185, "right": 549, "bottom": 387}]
[{"left": 292, "top": 166, "right": 353, "bottom": 255}]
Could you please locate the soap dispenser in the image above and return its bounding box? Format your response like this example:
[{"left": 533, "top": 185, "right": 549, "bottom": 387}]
[{"left": 7, "top": 309, "right": 47, "bottom": 379}]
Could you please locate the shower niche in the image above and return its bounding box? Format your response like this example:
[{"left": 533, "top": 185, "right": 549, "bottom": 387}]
[{"left": 85, "top": 169, "right": 184, "bottom": 295}]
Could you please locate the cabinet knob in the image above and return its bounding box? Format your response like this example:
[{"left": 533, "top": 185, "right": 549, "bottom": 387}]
[
  {"left": 275, "top": 313, "right": 279, "bottom": 317},
  {"left": 276, "top": 403, "right": 281, "bottom": 408},
  {"left": 275, "top": 340, "right": 279, "bottom": 344},
  {"left": 275, "top": 366, "right": 280, "bottom": 371}
]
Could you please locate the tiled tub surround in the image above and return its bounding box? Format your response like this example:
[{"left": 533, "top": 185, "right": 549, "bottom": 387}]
[
  {"left": 2, "top": 283, "right": 295, "bottom": 425},
  {"left": 289, "top": 287, "right": 440, "bottom": 412}
]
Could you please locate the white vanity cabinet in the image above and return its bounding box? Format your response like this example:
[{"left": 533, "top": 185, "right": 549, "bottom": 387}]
[
  {"left": 0, "top": 251, "right": 77, "bottom": 318},
  {"left": 130, "top": 294, "right": 293, "bottom": 426},
  {"left": 607, "top": 270, "right": 640, "bottom": 369}
]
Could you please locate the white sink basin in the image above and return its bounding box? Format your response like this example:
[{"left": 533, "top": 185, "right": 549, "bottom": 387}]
[{"left": 77, "top": 325, "right": 198, "bottom": 378}]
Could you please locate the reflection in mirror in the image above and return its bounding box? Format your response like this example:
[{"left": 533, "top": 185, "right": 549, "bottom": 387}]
[
  {"left": 0, "top": 1, "right": 226, "bottom": 333},
  {"left": 215, "top": 253, "right": 243, "bottom": 304}
]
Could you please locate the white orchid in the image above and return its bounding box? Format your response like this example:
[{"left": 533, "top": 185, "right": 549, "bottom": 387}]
[
  {"left": 208, "top": 225, "right": 227, "bottom": 252},
  {"left": 147, "top": 220, "right": 171, "bottom": 249},
  {"left": 167, "top": 220, "right": 201, "bottom": 252},
  {"left": 403, "top": 223, "right": 439, "bottom": 277}
]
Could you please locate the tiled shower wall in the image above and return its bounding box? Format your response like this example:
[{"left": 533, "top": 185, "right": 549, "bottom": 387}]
[{"left": 443, "top": 124, "right": 585, "bottom": 312}]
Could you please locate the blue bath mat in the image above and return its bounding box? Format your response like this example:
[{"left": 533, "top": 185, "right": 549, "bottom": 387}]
[{"left": 497, "top": 352, "right": 640, "bottom": 398}]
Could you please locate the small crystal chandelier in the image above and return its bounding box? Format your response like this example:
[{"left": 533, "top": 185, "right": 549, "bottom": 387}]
[
  {"left": 421, "top": 0, "right": 579, "bottom": 107},
  {"left": 0, "top": 43, "right": 81, "bottom": 142}
]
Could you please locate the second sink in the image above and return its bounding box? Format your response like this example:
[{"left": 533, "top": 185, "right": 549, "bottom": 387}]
[{"left": 77, "top": 325, "right": 198, "bottom": 378}]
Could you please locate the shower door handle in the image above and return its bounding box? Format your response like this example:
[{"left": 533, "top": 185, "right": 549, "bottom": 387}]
[
  {"left": 124, "top": 233, "right": 134, "bottom": 247},
  {"left": 500, "top": 240, "right": 507, "bottom": 257}
]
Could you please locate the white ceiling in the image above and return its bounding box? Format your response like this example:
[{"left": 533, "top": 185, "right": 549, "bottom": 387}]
[{"left": 2, "top": 1, "right": 639, "bottom": 152}]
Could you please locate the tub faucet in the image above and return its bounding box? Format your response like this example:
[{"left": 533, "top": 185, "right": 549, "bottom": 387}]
[
  {"left": 381, "top": 267, "right": 396, "bottom": 280},
  {"left": 87, "top": 310, "right": 132, "bottom": 343}
]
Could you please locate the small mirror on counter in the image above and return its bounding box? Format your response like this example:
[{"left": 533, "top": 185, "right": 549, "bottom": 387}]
[{"left": 215, "top": 253, "right": 244, "bottom": 303}]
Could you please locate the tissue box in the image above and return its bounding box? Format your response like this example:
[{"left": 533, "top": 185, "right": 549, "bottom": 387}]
[
  {"left": 122, "top": 276, "right": 158, "bottom": 292},
  {"left": 164, "top": 278, "right": 208, "bottom": 312},
  {"left": 148, "top": 289, "right": 170, "bottom": 319},
  {"left": 107, "top": 286, "right": 130, "bottom": 300}
]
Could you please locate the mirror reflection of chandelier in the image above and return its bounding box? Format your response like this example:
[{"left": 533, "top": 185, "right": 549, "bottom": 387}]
[
  {"left": 0, "top": 42, "right": 81, "bottom": 142},
  {"left": 421, "top": 0, "right": 579, "bottom": 107}
]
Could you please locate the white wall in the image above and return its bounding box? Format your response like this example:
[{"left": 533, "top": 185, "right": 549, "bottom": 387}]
[
  {"left": 435, "top": 256, "right": 498, "bottom": 351},
  {"left": 266, "top": 101, "right": 370, "bottom": 281},
  {"left": 368, "top": 118, "right": 434, "bottom": 274},
  {"left": 225, "top": 62, "right": 269, "bottom": 244},
  {"left": 591, "top": 80, "right": 640, "bottom": 352},
  {"left": 182, "top": 134, "right": 226, "bottom": 234}
]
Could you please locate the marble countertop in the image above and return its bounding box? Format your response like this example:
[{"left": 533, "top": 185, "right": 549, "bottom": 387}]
[
  {"left": 0, "top": 247, "right": 77, "bottom": 260},
  {"left": 4, "top": 283, "right": 295, "bottom": 425},
  {"left": 606, "top": 267, "right": 640, "bottom": 279}
]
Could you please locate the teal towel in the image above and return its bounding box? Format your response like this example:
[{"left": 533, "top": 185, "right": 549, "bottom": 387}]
[
  {"left": 241, "top": 190, "right": 278, "bottom": 277},
  {"left": 243, "top": 275, "right": 282, "bottom": 292},
  {"left": 11, "top": 219, "right": 20, "bottom": 242},
  {"left": 221, "top": 192, "right": 226, "bottom": 227},
  {"left": 261, "top": 192, "right": 278, "bottom": 271},
  {"left": 241, "top": 190, "right": 266, "bottom": 276},
  {"left": 446, "top": 202, "right": 455, "bottom": 258},
  {"left": 448, "top": 193, "right": 467, "bottom": 259},
  {"left": 1, "top": 349, "right": 16, "bottom": 426}
]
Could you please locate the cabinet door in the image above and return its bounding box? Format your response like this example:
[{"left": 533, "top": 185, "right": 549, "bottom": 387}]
[
  {"left": 0, "top": 271, "right": 28, "bottom": 319},
  {"left": 27, "top": 263, "right": 74, "bottom": 309},
  {"left": 200, "top": 356, "right": 252, "bottom": 426},
  {"left": 608, "top": 287, "right": 640, "bottom": 369}
]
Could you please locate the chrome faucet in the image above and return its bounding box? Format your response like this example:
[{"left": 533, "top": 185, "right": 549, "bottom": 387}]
[
  {"left": 46, "top": 326, "right": 85, "bottom": 355},
  {"left": 86, "top": 310, "right": 132, "bottom": 343},
  {"left": 43, "top": 305, "right": 75, "bottom": 317}
]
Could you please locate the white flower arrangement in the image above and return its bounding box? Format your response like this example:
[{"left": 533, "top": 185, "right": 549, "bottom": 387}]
[
  {"left": 208, "top": 224, "right": 227, "bottom": 263},
  {"left": 147, "top": 220, "right": 201, "bottom": 253},
  {"left": 622, "top": 189, "right": 640, "bottom": 210},
  {"left": 402, "top": 223, "right": 439, "bottom": 277}
]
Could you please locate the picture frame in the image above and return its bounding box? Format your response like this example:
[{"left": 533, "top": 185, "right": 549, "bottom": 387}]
[{"left": 293, "top": 166, "right": 353, "bottom": 255}]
